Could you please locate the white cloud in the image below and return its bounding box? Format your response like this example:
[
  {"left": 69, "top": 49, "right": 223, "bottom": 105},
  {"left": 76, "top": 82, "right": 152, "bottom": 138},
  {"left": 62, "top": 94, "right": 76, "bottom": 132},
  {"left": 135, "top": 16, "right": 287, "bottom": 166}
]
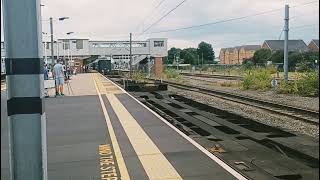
[{"left": 2, "top": 0, "right": 319, "bottom": 52}]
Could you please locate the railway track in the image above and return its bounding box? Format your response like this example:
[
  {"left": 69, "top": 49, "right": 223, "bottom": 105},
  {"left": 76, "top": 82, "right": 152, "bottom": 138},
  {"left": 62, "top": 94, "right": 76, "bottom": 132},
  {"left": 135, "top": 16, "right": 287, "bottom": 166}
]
[
  {"left": 150, "top": 79, "right": 319, "bottom": 125},
  {"left": 181, "top": 72, "right": 295, "bottom": 82},
  {"left": 181, "top": 72, "right": 244, "bottom": 80},
  {"left": 131, "top": 91, "right": 319, "bottom": 180}
]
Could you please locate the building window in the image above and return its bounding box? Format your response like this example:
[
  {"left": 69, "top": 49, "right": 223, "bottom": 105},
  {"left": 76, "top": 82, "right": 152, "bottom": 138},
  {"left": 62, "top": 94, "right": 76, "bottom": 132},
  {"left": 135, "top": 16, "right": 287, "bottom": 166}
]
[
  {"left": 62, "top": 40, "right": 70, "bottom": 50},
  {"left": 76, "top": 40, "right": 83, "bottom": 49},
  {"left": 75, "top": 62, "right": 80, "bottom": 66},
  {"left": 63, "top": 42, "right": 70, "bottom": 50},
  {"left": 46, "top": 42, "right": 50, "bottom": 49},
  {"left": 154, "top": 41, "right": 164, "bottom": 47},
  {"left": 1, "top": 43, "right": 4, "bottom": 49}
]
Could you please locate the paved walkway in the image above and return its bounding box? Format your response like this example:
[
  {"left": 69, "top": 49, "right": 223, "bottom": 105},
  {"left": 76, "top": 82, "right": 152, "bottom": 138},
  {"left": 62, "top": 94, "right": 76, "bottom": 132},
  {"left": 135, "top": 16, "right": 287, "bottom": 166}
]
[
  {"left": 47, "top": 73, "right": 97, "bottom": 97},
  {"left": 1, "top": 73, "right": 244, "bottom": 180}
]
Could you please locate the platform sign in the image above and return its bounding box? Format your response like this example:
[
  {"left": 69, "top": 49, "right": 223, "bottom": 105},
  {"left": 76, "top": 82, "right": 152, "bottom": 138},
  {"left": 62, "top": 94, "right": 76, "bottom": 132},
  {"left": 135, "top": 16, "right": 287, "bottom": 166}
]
[{"left": 271, "top": 79, "right": 278, "bottom": 89}]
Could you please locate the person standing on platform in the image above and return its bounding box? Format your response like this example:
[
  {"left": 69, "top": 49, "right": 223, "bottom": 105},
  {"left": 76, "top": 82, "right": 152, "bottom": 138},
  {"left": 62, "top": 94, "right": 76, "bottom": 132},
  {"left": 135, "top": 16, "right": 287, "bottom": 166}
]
[
  {"left": 44, "top": 63, "right": 49, "bottom": 97},
  {"left": 44, "top": 63, "right": 49, "bottom": 80},
  {"left": 53, "top": 60, "right": 65, "bottom": 97}
]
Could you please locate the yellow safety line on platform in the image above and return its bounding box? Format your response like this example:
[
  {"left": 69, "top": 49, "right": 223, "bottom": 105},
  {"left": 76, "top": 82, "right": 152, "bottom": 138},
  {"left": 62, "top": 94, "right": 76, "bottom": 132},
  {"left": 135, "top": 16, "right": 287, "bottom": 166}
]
[
  {"left": 107, "top": 94, "right": 183, "bottom": 180},
  {"left": 94, "top": 73, "right": 182, "bottom": 180},
  {"left": 92, "top": 74, "right": 130, "bottom": 180}
]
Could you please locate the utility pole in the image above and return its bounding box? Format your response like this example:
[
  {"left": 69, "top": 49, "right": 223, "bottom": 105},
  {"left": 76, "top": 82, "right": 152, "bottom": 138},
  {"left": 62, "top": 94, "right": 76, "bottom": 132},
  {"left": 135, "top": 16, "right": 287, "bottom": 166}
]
[
  {"left": 147, "top": 55, "right": 151, "bottom": 77},
  {"left": 44, "top": 41, "right": 47, "bottom": 64},
  {"left": 129, "top": 33, "right": 133, "bottom": 78},
  {"left": 176, "top": 54, "right": 179, "bottom": 70},
  {"left": 284, "top": 4, "right": 289, "bottom": 81},
  {"left": 50, "top": 17, "right": 55, "bottom": 64},
  {"left": 202, "top": 53, "right": 204, "bottom": 68},
  {"left": 3, "top": 0, "right": 47, "bottom": 179},
  {"left": 201, "top": 53, "right": 204, "bottom": 73}
]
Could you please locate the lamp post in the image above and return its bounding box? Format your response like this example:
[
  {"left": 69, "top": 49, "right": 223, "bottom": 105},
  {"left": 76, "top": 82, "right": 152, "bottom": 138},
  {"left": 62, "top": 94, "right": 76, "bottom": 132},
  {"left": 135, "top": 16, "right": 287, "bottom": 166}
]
[
  {"left": 42, "top": 32, "right": 48, "bottom": 64},
  {"left": 63, "top": 32, "right": 74, "bottom": 79},
  {"left": 66, "top": 32, "right": 74, "bottom": 67},
  {"left": 49, "top": 17, "right": 70, "bottom": 64}
]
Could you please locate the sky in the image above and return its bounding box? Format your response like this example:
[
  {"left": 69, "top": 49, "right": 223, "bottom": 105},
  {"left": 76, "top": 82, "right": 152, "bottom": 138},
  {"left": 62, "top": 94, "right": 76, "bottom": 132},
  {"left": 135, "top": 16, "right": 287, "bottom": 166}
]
[{"left": 1, "top": 0, "right": 319, "bottom": 53}]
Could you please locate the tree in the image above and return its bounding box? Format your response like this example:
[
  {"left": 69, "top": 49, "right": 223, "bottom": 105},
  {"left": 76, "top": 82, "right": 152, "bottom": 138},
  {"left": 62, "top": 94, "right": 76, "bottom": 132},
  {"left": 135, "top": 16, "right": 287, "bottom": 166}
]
[
  {"left": 270, "top": 50, "right": 284, "bottom": 64},
  {"left": 242, "top": 59, "right": 254, "bottom": 71},
  {"left": 302, "top": 51, "right": 319, "bottom": 64},
  {"left": 289, "top": 51, "right": 319, "bottom": 71},
  {"left": 181, "top": 48, "right": 198, "bottom": 65},
  {"left": 197, "top": 42, "right": 215, "bottom": 64},
  {"left": 167, "top": 47, "right": 182, "bottom": 64},
  {"left": 288, "top": 52, "right": 304, "bottom": 71},
  {"left": 252, "top": 49, "right": 272, "bottom": 64}
]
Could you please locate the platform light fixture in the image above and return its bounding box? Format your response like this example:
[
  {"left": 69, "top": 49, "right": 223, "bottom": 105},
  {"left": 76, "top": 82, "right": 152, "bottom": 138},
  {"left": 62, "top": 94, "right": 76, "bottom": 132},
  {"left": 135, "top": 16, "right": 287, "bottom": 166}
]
[{"left": 58, "top": 17, "right": 70, "bottom": 21}]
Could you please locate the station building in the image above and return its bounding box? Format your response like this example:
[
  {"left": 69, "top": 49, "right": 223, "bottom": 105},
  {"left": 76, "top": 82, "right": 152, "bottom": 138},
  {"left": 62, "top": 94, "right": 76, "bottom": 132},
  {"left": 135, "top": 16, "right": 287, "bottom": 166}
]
[{"left": 1, "top": 38, "right": 168, "bottom": 73}]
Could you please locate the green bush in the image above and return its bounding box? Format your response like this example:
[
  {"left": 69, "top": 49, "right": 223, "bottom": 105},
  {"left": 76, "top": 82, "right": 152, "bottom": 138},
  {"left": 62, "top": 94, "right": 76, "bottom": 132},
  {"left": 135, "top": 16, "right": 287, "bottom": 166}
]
[
  {"left": 243, "top": 69, "right": 272, "bottom": 91},
  {"left": 165, "top": 69, "right": 181, "bottom": 79},
  {"left": 132, "top": 71, "right": 146, "bottom": 82},
  {"left": 276, "top": 72, "right": 319, "bottom": 96},
  {"left": 276, "top": 81, "right": 298, "bottom": 94},
  {"left": 266, "top": 65, "right": 277, "bottom": 74},
  {"left": 242, "top": 60, "right": 254, "bottom": 70},
  {"left": 295, "top": 62, "right": 313, "bottom": 72},
  {"left": 296, "top": 72, "right": 319, "bottom": 96}
]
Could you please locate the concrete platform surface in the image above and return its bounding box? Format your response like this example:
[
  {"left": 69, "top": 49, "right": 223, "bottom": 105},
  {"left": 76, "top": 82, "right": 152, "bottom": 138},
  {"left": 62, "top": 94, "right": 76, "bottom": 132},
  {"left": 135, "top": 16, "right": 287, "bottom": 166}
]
[{"left": 1, "top": 73, "right": 245, "bottom": 180}]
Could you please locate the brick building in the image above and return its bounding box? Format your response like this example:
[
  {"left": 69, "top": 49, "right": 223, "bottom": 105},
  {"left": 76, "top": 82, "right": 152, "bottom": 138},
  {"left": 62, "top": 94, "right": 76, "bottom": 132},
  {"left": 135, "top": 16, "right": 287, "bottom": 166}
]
[
  {"left": 219, "top": 48, "right": 226, "bottom": 64},
  {"left": 308, "top": 39, "right": 319, "bottom": 52},
  {"left": 219, "top": 40, "right": 312, "bottom": 65},
  {"left": 219, "top": 45, "right": 260, "bottom": 64},
  {"left": 262, "top": 40, "right": 309, "bottom": 52},
  {"left": 238, "top": 45, "right": 261, "bottom": 64},
  {"left": 224, "top": 48, "right": 234, "bottom": 64}
]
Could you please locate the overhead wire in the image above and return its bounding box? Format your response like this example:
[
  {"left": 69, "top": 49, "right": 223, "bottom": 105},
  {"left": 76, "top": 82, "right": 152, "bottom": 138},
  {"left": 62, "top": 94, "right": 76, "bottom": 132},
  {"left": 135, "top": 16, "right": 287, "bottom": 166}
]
[
  {"left": 140, "top": 0, "right": 188, "bottom": 35},
  {"left": 138, "top": 0, "right": 318, "bottom": 49},
  {"left": 142, "top": 0, "right": 318, "bottom": 35},
  {"left": 135, "top": 0, "right": 167, "bottom": 32}
]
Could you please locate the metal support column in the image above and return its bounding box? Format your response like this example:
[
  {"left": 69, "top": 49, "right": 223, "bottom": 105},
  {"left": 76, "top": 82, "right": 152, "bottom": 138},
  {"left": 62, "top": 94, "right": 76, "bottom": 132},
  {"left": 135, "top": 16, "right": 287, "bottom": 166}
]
[
  {"left": 284, "top": 4, "right": 289, "bottom": 81},
  {"left": 147, "top": 55, "right": 151, "bottom": 77},
  {"left": 50, "top": 17, "right": 55, "bottom": 64},
  {"left": 3, "top": 0, "right": 47, "bottom": 179},
  {"left": 129, "top": 33, "right": 133, "bottom": 78}
]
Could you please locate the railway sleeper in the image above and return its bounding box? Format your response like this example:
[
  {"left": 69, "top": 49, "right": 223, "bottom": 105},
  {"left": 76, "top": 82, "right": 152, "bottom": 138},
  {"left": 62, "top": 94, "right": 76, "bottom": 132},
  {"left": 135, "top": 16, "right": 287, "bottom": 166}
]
[{"left": 135, "top": 92, "right": 319, "bottom": 180}]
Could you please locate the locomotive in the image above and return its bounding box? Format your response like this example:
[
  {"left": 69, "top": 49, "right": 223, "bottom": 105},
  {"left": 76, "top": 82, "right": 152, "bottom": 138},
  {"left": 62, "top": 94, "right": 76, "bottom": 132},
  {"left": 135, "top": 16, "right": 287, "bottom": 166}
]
[{"left": 87, "top": 57, "right": 112, "bottom": 75}]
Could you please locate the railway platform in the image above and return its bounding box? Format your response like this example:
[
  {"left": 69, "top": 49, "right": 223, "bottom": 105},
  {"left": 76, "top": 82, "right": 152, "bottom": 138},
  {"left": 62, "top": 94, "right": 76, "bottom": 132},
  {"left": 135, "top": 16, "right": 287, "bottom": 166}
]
[{"left": 1, "top": 73, "right": 248, "bottom": 180}]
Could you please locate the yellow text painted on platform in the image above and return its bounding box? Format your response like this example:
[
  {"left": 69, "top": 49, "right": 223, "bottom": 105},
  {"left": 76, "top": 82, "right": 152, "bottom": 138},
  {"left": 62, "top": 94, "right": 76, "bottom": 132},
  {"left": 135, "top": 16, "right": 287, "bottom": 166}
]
[{"left": 99, "top": 144, "right": 119, "bottom": 180}]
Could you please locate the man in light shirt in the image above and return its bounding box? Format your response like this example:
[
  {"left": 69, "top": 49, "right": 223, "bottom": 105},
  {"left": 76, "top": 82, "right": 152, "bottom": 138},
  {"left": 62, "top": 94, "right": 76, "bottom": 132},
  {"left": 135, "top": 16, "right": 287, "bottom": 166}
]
[{"left": 53, "top": 60, "right": 65, "bottom": 96}]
